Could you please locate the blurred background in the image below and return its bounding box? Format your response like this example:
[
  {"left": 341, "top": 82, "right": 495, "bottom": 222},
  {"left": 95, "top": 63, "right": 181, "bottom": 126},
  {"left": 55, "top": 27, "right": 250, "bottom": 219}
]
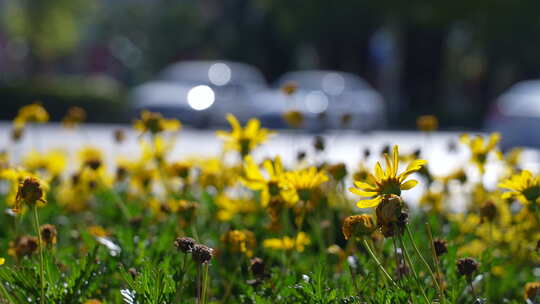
[{"left": 1, "top": 0, "right": 540, "bottom": 139}]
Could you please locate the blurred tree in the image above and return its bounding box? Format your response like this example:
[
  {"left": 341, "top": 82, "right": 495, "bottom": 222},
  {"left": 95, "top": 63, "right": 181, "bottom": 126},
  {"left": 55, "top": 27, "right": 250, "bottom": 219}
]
[{"left": 2, "top": 0, "right": 96, "bottom": 75}]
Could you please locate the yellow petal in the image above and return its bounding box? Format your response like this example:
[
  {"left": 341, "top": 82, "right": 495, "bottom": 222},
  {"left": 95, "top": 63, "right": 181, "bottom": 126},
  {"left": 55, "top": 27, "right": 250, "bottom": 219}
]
[
  {"left": 356, "top": 197, "right": 382, "bottom": 208},
  {"left": 400, "top": 179, "right": 418, "bottom": 190},
  {"left": 353, "top": 181, "right": 378, "bottom": 192},
  {"left": 349, "top": 187, "right": 378, "bottom": 197}
]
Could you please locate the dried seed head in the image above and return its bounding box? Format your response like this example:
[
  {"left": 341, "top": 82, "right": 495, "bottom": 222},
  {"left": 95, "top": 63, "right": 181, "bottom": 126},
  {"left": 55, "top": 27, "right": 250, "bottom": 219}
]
[
  {"left": 250, "top": 257, "right": 266, "bottom": 278},
  {"left": 456, "top": 257, "right": 479, "bottom": 277},
  {"left": 433, "top": 238, "right": 448, "bottom": 257},
  {"left": 40, "top": 224, "right": 57, "bottom": 246},
  {"left": 174, "top": 237, "right": 196, "bottom": 253},
  {"left": 327, "top": 163, "right": 347, "bottom": 182},
  {"left": 192, "top": 244, "right": 213, "bottom": 264},
  {"left": 313, "top": 136, "right": 325, "bottom": 152},
  {"left": 296, "top": 150, "right": 307, "bottom": 162},
  {"left": 281, "top": 82, "right": 298, "bottom": 96},
  {"left": 524, "top": 282, "right": 540, "bottom": 300},
  {"left": 14, "top": 177, "right": 46, "bottom": 213},
  {"left": 341, "top": 113, "right": 352, "bottom": 126},
  {"left": 342, "top": 214, "right": 376, "bottom": 240},
  {"left": 417, "top": 115, "right": 438, "bottom": 132}
]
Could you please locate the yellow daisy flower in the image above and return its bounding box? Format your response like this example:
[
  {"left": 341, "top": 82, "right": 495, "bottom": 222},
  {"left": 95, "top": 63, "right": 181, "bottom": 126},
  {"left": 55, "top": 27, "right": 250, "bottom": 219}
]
[
  {"left": 263, "top": 232, "right": 310, "bottom": 252},
  {"left": 280, "top": 166, "right": 328, "bottom": 203},
  {"left": 134, "top": 110, "right": 181, "bottom": 135},
  {"left": 241, "top": 156, "right": 284, "bottom": 207},
  {"left": 349, "top": 145, "right": 426, "bottom": 208},
  {"left": 216, "top": 114, "right": 274, "bottom": 157},
  {"left": 499, "top": 170, "right": 540, "bottom": 204},
  {"left": 14, "top": 102, "right": 49, "bottom": 127},
  {"left": 460, "top": 132, "right": 501, "bottom": 173}
]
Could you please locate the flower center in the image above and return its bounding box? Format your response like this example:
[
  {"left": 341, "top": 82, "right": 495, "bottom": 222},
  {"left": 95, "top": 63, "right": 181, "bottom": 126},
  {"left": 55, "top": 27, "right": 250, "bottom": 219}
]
[
  {"left": 380, "top": 180, "right": 402, "bottom": 196},
  {"left": 523, "top": 186, "right": 540, "bottom": 203}
]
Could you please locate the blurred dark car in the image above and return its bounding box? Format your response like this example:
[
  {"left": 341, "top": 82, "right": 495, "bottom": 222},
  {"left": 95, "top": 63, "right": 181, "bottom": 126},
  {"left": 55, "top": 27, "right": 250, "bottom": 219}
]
[
  {"left": 130, "top": 60, "right": 267, "bottom": 127},
  {"left": 485, "top": 80, "right": 540, "bottom": 149},
  {"left": 253, "top": 70, "right": 386, "bottom": 131}
]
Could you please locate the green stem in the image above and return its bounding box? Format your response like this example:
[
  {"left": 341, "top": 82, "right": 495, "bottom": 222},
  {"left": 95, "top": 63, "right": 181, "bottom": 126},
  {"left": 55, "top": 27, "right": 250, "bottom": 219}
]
[
  {"left": 405, "top": 225, "right": 442, "bottom": 293},
  {"left": 201, "top": 263, "right": 209, "bottom": 304},
  {"left": 32, "top": 205, "right": 45, "bottom": 304},
  {"left": 176, "top": 253, "right": 189, "bottom": 298},
  {"left": 361, "top": 239, "right": 397, "bottom": 288},
  {"left": 425, "top": 222, "right": 446, "bottom": 303},
  {"left": 399, "top": 235, "right": 430, "bottom": 304}
]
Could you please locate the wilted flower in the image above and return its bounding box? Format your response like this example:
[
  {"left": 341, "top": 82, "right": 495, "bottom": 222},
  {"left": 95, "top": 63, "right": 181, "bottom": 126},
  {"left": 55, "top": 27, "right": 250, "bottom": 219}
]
[
  {"left": 40, "top": 224, "right": 57, "bottom": 246},
  {"left": 456, "top": 257, "right": 479, "bottom": 277},
  {"left": 342, "top": 214, "right": 376, "bottom": 240},
  {"left": 14, "top": 176, "right": 47, "bottom": 213},
  {"left": 434, "top": 238, "right": 448, "bottom": 257},
  {"left": 9, "top": 235, "right": 39, "bottom": 258},
  {"left": 524, "top": 282, "right": 540, "bottom": 300}
]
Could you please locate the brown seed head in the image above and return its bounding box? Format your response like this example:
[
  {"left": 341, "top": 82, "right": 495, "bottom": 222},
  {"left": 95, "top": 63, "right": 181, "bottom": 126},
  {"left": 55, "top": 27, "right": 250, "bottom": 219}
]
[
  {"left": 192, "top": 244, "right": 213, "bottom": 264},
  {"left": 174, "top": 237, "right": 196, "bottom": 253}
]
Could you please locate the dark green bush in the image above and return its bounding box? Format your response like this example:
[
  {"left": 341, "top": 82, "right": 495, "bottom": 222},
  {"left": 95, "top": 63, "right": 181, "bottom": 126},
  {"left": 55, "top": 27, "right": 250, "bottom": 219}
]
[{"left": 2, "top": 75, "right": 128, "bottom": 123}]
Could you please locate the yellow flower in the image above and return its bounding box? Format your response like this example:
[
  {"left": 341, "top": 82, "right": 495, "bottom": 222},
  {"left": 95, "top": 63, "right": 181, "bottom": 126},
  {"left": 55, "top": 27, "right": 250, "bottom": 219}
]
[
  {"left": 79, "top": 146, "right": 104, "bottom": 170},
  {"left": 416, "top": 115, "right": 438, "bottom": 132},
  {"left": 14, "top": 102, "right": 49, "bottom": 126},
  {"left": 134, "top": 110, "right": 181, "bottom": 135},
  {"left": 349, "top": 145, "right": 426, "bottom": 208},
  {"left": 282, "top": 110, "right": 304, "bottom": 128},
  {"left": 280, "top": 167, "right": 328, "bottom": 204},
  {"left": 263, "top": 232, "right": 310, "bottom": 252},
  {"left": 23, "top": 150, "right": 67, "bottom": 177},
  {"left": 88, "top": 225, "right": 108, "bottom": 238},
  {"left": 221, "top": 230, "right": 256, "bottom": 257},
  {"left": 215, "top": 194, "right": 257, "bottom": 221},
  {"left": 0, "top": 257, "right": 4, "bottom": 265},
  {"left": 499, "top": 170, "right": 540, "bottom": 204},
  {"left": 460, "top": 133, "right": 501, "bottom": 173},
  {"left": 216, "top": 114, "right": 274, "bottom": 157},
  {"left": 241, "top": 156, "right": 284, "bottom": 206}
]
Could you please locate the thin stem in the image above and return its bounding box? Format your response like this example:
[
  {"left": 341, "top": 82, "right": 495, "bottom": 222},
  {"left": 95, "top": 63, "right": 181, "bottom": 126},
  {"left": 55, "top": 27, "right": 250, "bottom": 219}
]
[
  {"left": 392, "top": 236, "right": 402, "bottom": 281},
  {"left": 201, "top": 263, "right": 209, "bottom": 304},
  {"left": 399, "top": 235, "right": 430, "bottom": 304},
  {"left": 32, "top": 205, "right": 45, "bottom": 304},
  {"left": 196, "top": 264, "right": 202, "bottom": 304},
  {"left": 361, "top": 239, "right": 397, "bottom": 288},
  {"left": 176, "top": 253, "right": 189, "bottom": 298},
  {"left": 405, "top": 225, "right": 442, "bottom": 292},
  {"left": 425, "top": 222, "right": 446, "bottom": 303}
]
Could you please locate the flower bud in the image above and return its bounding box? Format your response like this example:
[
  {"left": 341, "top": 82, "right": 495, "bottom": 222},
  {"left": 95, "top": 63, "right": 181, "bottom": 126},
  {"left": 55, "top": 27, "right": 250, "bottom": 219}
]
[
  {"left": 40, "top": 224, "right": 57, "bottom": 246},
  {"left": 524, "top": 282, "right": 540, "bottom": 300},
  {"left": 433, "top": 238, "right": 448, "bottom": 257}
]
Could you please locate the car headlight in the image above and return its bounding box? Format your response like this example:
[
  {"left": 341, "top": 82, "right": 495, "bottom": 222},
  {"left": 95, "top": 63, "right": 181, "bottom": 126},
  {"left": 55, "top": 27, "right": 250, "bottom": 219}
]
[{"left": 187, "top": 85, "right": 215, "bottom": 110}]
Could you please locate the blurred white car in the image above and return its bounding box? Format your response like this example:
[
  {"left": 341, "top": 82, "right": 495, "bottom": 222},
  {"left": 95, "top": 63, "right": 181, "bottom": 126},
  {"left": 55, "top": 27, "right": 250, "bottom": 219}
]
[
  {"left": 253, "top": 70, "right": 386, "bottom": 131},
  {"left": 130, "top": 60, "right": 267, "bottom": 127},
  {"left": 485, "top": 80, "right": 540, "bottom": 149}
]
